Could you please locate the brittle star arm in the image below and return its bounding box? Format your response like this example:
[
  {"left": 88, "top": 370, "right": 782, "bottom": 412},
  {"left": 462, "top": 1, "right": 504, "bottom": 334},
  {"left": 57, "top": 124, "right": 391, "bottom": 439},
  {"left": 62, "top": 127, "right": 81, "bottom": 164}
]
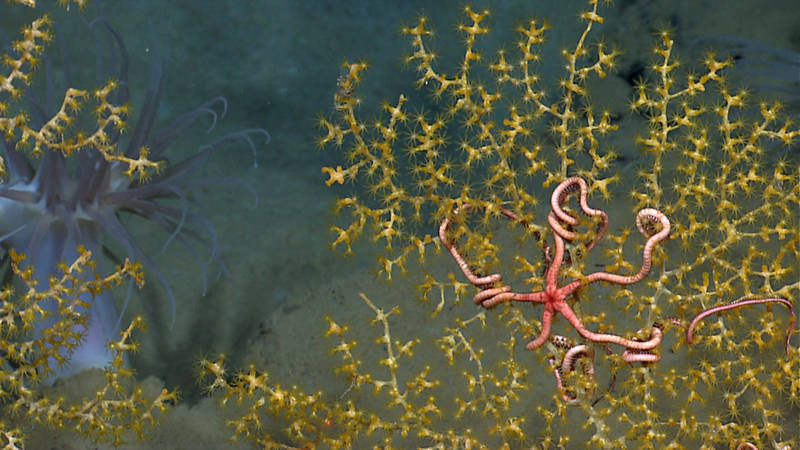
[
  {"left": 583, "top": 208, "right": 671, "bottom": 285},
  {"left": 549, "top": 344, "right": 595, "bottom": 404},
  {"left": 686, "top": 296, "right": 796, "bottom": 355},
  {"left": 438, "top": 204, "right": 524, "bottom": 305},
  {"left": 548, "top": 177, "right": 609, "bottom": 251},
  {"left": 560, "top": 307, "right": 664, "bottom": 352}
]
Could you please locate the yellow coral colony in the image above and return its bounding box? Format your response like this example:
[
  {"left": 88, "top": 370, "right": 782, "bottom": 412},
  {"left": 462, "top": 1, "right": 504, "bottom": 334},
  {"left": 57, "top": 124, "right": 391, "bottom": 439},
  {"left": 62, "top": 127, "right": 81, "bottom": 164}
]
[
  {"left": 202, "top": 1, "right": 800, "bottom": 448},
  {"left": 1, "top": 1, "right": 175, "bottom": 447}
]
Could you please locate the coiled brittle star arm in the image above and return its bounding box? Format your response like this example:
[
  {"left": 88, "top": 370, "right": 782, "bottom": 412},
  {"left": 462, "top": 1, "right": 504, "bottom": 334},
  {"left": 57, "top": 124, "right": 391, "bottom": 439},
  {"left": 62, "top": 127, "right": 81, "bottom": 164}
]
[{"left": 438, "top": 204, "right": 521, "bottom": 304}]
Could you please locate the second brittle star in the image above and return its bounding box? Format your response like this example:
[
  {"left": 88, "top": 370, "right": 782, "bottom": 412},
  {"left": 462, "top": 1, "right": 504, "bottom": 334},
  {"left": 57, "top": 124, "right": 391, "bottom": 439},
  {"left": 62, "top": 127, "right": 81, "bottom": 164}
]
[{"left": 439, "top": 177, "right": 670, "bottom": 363}]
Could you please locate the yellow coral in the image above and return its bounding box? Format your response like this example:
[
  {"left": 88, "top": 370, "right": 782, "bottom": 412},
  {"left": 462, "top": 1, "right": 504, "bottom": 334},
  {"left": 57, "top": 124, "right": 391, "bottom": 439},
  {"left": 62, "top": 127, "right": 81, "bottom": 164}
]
[
  {"left": 204, "top": 0, "right": 799, "bottom": 447},
  {"left": 0, "top": 248, "right": 175, "bottom": 446},
  {"left": 0, "top": 12, "right": 162, "bottom": 183},
  {"left": 0, "top": 1, "right": 175, "bottom": 446}
]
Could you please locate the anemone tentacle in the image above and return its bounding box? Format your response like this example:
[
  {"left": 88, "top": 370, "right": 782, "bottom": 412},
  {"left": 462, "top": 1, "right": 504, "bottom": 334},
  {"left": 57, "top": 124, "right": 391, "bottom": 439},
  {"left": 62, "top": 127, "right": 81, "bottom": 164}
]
[{"left": 0, "top": 20, "right": 269, "bottom": 380}]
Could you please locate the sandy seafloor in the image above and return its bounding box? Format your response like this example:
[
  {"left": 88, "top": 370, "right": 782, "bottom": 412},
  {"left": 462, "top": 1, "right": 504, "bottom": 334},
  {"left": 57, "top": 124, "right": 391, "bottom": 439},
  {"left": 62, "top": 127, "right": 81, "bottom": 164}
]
[{"left": 0, "top": 0, "right": 798, "bottom": 448}]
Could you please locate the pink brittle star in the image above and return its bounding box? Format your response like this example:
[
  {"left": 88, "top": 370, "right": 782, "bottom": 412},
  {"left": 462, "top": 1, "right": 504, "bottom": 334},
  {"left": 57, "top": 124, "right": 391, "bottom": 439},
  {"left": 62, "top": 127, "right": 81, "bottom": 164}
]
[{"left": 439, "top": 177, "right": 671, "bottom": 362}]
